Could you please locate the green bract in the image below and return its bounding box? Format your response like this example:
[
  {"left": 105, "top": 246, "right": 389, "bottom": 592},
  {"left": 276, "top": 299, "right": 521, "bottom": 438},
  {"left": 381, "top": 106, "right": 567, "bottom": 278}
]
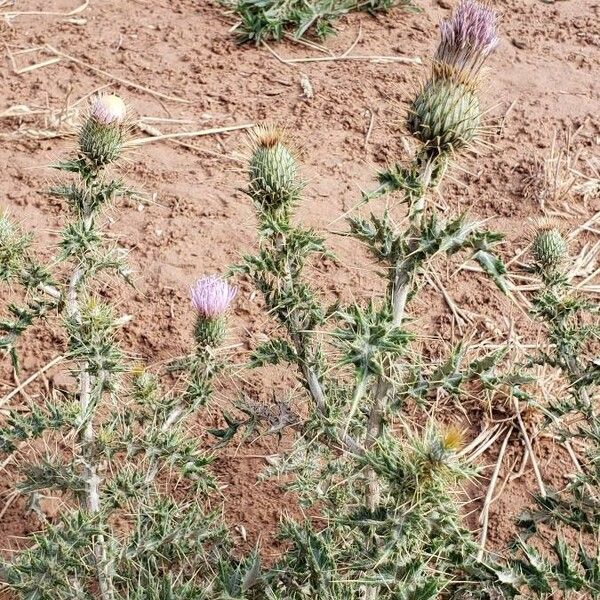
[
  {"left": 408, "top": 78, "right": 481, "bottom": 153},
  {"left": 79, "top": 117, "right": 124, "bottom": 168}
]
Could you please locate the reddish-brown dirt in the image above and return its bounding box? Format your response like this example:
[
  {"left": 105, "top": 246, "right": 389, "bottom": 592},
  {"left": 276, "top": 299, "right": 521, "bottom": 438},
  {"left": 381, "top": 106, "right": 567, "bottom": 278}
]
[{"left": 0, "top": 0, "right": 599, "bottom": 588}]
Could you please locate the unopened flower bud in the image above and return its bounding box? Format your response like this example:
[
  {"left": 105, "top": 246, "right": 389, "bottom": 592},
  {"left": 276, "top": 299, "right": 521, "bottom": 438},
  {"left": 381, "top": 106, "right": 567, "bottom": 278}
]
[
  {"left": 407, "top": 78, "right": 481, "bottom": 152},
  {"left": 248, "top": 125, "right": 301, "bottom": 214},
  {"left": 531, "top": 219, "right": 568, "bottom": 273}
]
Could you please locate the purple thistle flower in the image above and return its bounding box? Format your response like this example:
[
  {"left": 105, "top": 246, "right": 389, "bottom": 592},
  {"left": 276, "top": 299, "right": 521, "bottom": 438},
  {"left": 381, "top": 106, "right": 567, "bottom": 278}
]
[
  {"left": 190, "top": 275, "right": 237, "bottom": 320},
  {"left": 435, "top": 0, "right": 499, "bottom": 74},
  {"left": 90, "top": 94, "right": 127, "bottom": 125}
]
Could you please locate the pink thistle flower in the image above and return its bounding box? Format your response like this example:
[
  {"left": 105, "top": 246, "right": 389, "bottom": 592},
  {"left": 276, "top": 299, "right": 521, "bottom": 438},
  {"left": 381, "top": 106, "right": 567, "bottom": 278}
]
[
  {"left": 435, "top": 0, "right": 499, "bottom": 74},
  {"left": 190, "top": 275, "right": 237, "bottom": 320},
  {"left": 90, "top": 94, "right": 127, "bottom": 125}
]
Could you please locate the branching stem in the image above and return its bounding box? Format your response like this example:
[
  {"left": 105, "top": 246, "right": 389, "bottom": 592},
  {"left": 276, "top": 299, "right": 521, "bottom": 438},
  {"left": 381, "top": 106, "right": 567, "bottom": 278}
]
[{"left": 362, "top": 157, "right": 435, "bottom": 599}]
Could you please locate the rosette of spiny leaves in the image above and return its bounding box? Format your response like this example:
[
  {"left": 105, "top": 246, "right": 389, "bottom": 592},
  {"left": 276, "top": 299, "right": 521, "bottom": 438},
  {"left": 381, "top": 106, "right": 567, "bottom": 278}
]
[
  {"left": 0, "top": 97, "right": 247, "bottom": 598},
  {"left": 224, "top": 0, "right": 418, "bottom": 44},
  {"left": 496, "top": 220, "right": 600, "bottom": 597}
]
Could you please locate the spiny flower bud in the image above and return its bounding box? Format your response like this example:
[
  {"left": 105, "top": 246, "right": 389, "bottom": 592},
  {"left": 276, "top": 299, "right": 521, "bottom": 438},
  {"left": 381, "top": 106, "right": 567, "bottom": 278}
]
[
  {"left": 436, "top": 0, "right": 499, "bottom": 75},
  {"left": 426, "top": 425, "right": 465, "bottom": 468},
  {"left": 530, "top": 219, "right": 568, "bottom": 273},
  {"left": 248, "top": 125, "right": 301, "bottom": 214},
  {"left": 407, "top": 78, "right": 481, "bottom": 152},
  {"left": 79, "top": 94, "right": 127, "bottom": 168},
  {"left": 190, "top": 275, "right": 237, "bottom": 347}
]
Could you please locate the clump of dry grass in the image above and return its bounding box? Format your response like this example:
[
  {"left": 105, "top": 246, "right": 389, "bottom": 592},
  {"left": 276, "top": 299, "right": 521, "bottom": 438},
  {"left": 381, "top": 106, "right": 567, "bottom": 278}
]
[{"left": 525, "top": 127, "right": 600, "bottom": 215}]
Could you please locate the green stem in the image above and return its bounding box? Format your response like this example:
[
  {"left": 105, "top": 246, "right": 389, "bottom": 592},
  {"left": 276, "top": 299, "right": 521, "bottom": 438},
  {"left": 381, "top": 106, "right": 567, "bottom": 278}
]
[
  {"left": 275, "top": 229, "right": 364, "bottom": 455},
  {"left": 365, "top": 156, "right": 434, "bottom": 456},
  {"left": 342, "top": 367, "right": 369, "bottom": 438}
]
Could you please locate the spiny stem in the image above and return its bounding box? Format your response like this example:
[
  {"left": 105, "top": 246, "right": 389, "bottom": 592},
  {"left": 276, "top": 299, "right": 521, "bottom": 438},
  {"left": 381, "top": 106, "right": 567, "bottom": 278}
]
[
  {"left": 478, "top": 426, "right": 512, "bottom": 560},
  {"left": 362, "top": 157, "right": 435, "bottom": 599},
  {"left": 281, "top": 240, "right": 364, "bottom": 455},
  {"left": 365, "top": 155, "right": 434, "bottom": 467},
  {"left": 292, "top": 329, "right": 365, "bottom": 456},
  {"left": 67, "top": 199, "right": 114, "bottom": 600}
]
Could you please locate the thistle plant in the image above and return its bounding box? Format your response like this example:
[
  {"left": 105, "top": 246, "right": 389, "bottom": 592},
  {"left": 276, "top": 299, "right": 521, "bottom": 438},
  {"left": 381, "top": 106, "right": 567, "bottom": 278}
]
[
  {"left": 0, "top": 95, "right": 245, "bottom": 599},
  {"left": 222, "top": 0, "right": 417, "bottom": 44},
  {"left": 498, "top": 221, "right": 600, "bottom": 597},
  {"left": 227, "top": 3, "right": 517, "bottom": 597},
  {"left": 2, "top": 3, "right": 597, "bottom": 600}
]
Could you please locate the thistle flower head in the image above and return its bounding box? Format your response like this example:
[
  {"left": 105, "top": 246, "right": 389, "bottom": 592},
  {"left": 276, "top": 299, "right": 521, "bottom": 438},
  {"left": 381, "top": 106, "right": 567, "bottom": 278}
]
[
  {"left": 191, "top": 275, "right": 236, "bottom": 347},
  {"left": 249, "top": 124, "right": 288, "bottom": 150},
  {"left": 90, "top": 94, "right": 127, "bottom": 126},
  {"left": 190, "top": 275, "right": 237, "bottom": 320},
  {"left": 79, "top": 95, "right": 127, "bottom": 167},
  {"left": 427, "top": 425, "right": 465, "bottom": 465},
  {"left": 529, "top": 218, "right": 568, "bottom": 273},
  {"left": 440, "top": 425, "right": 465, "bottom": 453},
  {"left": 406, "top": 1, "right": 498, "bottom": 155},
  {"left": 436, "top": 0, "right": 499, "bottom": 74}
]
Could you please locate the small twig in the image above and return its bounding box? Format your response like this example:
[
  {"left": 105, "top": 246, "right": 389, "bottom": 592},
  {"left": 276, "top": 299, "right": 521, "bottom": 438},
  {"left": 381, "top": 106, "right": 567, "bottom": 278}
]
[
  {"left": 1, "top": 0, "right": 88, "bottom": 18},
  {"left": 462, "top": 425, "right": 507, "bottom": 462},
  {"left": 513, "top": 398, "right": 547, "bottom": 498},
  {"left": 128, "top": 123, "right": 254, "bottom": 146},
  {"left": 0, "top": 490, "right": 20, "bottom": 522},
  {"left": 509, "top": 448, "right": 530, "bottom": 482},
  {"left": 0, "top": 355, "right": 66, "bottom": 409},
  {"left": 458, "top": 424, "right": 501, "bottom": 457},
  {"left": 364, "top": 108, "right": 375, "bottom": 152},
  {"left": 44, "top": 44, "right": 190, "bottom": 104},
  {"left": 478, "top": 427, "right": 512, "bottom": 560},
  {"left": 342, "top": 25, "right": 363, "bottom": 58},
  {"left": 0, "top": 443, "right": 23, "bottom": 471},
  {"left": 5, "top": 44, "right": 61, "bottom": 74},
  {"left": 425, "top": 271, "right": 472, "bottom": 332},
  {"left": 262, "top": 42, "right": 421, "bottom": 66}
]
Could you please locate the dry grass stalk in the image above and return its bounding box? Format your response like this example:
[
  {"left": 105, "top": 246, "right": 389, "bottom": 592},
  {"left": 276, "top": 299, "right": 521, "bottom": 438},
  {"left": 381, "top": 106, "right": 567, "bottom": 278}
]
[
  {"left": 1, "top": 0, "right": 88, "bottom": 20},
  {"left": 525, "top": 127, "right": 600, "bottom": 215}
]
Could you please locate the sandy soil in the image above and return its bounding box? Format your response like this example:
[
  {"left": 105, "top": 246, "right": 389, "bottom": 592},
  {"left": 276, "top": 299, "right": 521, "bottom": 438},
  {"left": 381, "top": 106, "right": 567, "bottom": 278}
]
[{"left": 0, "top": 0, "right": 599, "bottom": 580}]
